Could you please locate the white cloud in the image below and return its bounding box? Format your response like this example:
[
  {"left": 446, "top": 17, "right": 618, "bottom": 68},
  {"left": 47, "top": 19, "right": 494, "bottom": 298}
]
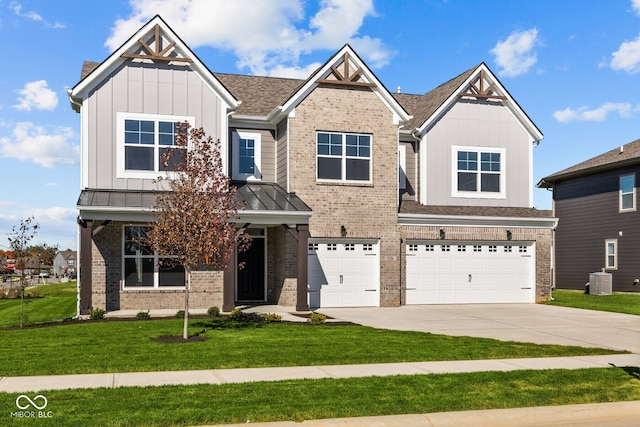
[
  {"left": 10, "top": 2, "right": 43, "bottom": 22},
  {"left": 0, "top": 122, "right": 78, "bottom": 168},
  {"left": 14, "top": 80, "right": 58, "bottom": 111},
  {"left": 633, "top": 0, "right": 640, "bottom": 15},
  {"left": 553, "top": 102, "right": 636, "bottom": 122},
  {"left": 610, "top": 34, "right": 640, "bottom": 73},
  {"left": 490, "top": 28, "right": 540, "bottom": 77},
  {"left": 105, "top": 0, "right": 391, "bottom": 76}
]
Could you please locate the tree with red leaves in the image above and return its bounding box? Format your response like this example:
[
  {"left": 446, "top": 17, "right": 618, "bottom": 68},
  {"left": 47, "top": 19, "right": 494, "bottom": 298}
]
[{"left": 146, "top": 123, "right": 249, "bottom": 339}]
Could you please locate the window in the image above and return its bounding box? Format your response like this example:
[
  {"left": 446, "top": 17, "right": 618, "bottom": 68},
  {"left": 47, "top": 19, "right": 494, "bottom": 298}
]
[
  {"left": 122, "top": 226, "right": 185, "bottom": 288},
  {"left": 453, "top": 147, "right": 505, "bottom": 198},
  {"left": 620, "top": 174, "right": 635, "bottom": 211},
  {"left": 317, "top": 132, "right": 371, "bottom": 182},
  {"left": 232, "top": 131, "right": 262, "bottom": 181},
  {"left": 117, "top": 113, "right": 193, "bottom": 178},
  {"left": 605, "top": 239, "right": 617, "bottom": 270}
]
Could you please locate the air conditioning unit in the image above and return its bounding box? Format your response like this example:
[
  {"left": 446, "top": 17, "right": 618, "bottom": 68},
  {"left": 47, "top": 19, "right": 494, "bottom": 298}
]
[{"left": 589, "top": 272, "right": 612, "bottom": 295}]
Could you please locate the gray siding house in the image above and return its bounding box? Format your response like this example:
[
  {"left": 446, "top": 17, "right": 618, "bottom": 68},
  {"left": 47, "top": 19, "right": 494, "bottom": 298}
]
[
  {"left": 539, "top": 139, "right": 640, "bottom": 292},
  {"left": 69, "top": 15, "right": 556, "bottom": 315}
]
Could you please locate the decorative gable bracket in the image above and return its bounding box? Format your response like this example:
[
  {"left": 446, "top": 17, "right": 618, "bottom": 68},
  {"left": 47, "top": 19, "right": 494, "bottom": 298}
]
[
  {"left": 120, "top": 24, "right": 193, "bottom": 64},
  {"left": 316, "top": 52, "right": 375, "bottom": 88},
  {"left": 457, "top": 69, "right": 505, "bottom": 100}
]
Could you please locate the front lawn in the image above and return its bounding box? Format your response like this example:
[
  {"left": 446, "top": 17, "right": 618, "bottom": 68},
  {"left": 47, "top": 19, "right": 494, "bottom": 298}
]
[
  {"left": 0, "top": 317, "right": 621, "bottom": 377},
  {"left": 0, "top": 282, "right": 76, "bottom": 328},
  {"left": 547, "top": 289, "right": 640, "bottom": 316},
  {"left": 2, "top": 367, "right": 639, "bottom": 426}
]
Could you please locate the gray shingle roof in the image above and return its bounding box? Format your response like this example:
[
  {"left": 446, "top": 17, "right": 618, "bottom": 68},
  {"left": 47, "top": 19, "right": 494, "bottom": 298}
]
[
  {"left": 399, "top": 201, "right": 553, "bottom": 218},
  {"left": 539, "top": 138, "right": 640, "bottom": 186}
]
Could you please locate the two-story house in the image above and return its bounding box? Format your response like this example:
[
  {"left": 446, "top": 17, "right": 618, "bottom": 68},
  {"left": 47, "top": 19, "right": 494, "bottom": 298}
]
[
  {"left": 538, "top": 139, "right": 640, "bottom": 292},
  {"left": 53, "top": 250, "right": 77, "bottom": 276},
  {"left": 69, "top": 16, "right": 556, "bottom": 315}
]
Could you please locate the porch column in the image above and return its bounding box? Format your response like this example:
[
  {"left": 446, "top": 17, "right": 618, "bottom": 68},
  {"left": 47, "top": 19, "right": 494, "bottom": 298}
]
[
  {"left": 79, "top": 219, "right": 93, "bottom": 315},
  {"left": 296, "top": 224, "right": 309, "bottom": 311},
  {"left": 222, "top": 260, "right": 235, "bottom": 312}
]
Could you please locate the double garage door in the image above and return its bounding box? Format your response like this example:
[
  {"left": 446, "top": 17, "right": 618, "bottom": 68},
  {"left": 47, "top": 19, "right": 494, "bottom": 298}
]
[
  {"left": 308, "top": 240, "right": 380, "bottom": 308},
  {"left": 406, "top": 241, "right": 535, "bottom": 304}
]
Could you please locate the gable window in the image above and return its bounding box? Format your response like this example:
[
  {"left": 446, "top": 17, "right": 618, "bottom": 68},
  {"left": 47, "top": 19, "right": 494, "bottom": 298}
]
[
  {"left": 317, "top": 132, "right": 371, "bottom": 182},
  {"left": 605, "top": 239, "right": 617, "bottom": 270},
  {"left": 620, "top": 174, "right": 635, "bottom": 211},
  {"left": 453, "top": 146, "right": 505, "bottom": 198},
  {"left": 123, "top": 226, "right": 185, "bottom": 289},
  {"left": 232, "top": 131, "right": 262, "bottom": 181},
  {"left": 117, "top": 113, "right": 193, "bottom": 178}
]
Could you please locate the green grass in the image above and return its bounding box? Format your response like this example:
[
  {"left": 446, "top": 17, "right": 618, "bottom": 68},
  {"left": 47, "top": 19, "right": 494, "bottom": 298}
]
[
  {"left": 2, "top": 367, "right": 639, "bottom": 426},
  {"left": 0, "top": 318, "right": 621, "bottom": 377},
  {"left": 0, "top": 282, "right": 76, "bottom": 328},
  {"left": 547, "top": 289, "right": 640, "bottom": 315}
]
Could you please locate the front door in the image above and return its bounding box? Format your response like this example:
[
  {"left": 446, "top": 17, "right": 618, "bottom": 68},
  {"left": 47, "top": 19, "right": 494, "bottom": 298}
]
[{"left": 237, "top": 237, "right": 265, "bottom": 301}]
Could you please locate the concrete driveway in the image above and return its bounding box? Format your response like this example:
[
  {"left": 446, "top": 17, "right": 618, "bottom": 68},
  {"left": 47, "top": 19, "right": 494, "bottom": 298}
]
[{"left": 318, "top": 304, "right": 640, "bottom": 353}]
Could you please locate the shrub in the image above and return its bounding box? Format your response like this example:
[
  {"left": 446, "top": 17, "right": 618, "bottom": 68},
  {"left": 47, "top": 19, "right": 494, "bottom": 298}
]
[
  {"left": 229, "top": 308, "right": 262, "bottom": 323},
  {"left": 307, "top": 312, "right": 326, "bottom": 325},
  {"left": 136, "top": 310, "right": 151, "bottom": 320},
  {"left": 207, "top": 306, "right": 220, "bottom": 318},
  {"left": 90, "top": 307, "right": 105, "bottom": 320},
  {"left": 175, "top": 310, "right": 185, "bottom": 318},
  {"left": 262, "top": 313, "right": 282, "bottom": 323}
]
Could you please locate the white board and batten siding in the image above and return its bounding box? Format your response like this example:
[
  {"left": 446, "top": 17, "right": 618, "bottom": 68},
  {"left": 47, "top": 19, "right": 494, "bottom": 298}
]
[
  {"left": 406, "top": 241, "right": 535, "bottom": 304},
  {"left": 307, "top": 239, "right": 380, "bottom": 308}
]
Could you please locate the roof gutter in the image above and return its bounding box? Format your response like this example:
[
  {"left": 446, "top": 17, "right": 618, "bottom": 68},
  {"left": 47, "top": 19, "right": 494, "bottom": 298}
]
[
  {"left": 67, "top": 88, "right": 82, "bottom": 113},
  {"left": 398, "top": 213, "right": 558, "bottom": 229}
]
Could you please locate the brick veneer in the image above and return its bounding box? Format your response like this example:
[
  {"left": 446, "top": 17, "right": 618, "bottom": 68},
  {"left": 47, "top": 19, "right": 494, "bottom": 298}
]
[
  {"left": 288, "top": 85, "right": 403, "bottom": 306},
  {"left": 90, "top": 222, "right": 224, "bottom": 311}
]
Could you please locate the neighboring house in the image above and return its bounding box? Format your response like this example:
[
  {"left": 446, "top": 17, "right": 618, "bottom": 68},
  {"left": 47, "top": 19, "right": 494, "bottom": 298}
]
[
  {"left": 53, "top": 250, "right": 77, "bottom": 276},
  {"left": 538, "top": 139, "right": 640, "bottom": 292},
  {"left": 68, "top": 15, "right": 556, "bottom": 315}
]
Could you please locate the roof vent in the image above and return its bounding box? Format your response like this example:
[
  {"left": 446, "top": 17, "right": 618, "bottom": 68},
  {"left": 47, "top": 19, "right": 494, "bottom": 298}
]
[
  {"left": 620, "top": 145, "right": 624, "bottom": 154},
  {"left": 396, "top": 86, "right": 401, "bottom": 93}
]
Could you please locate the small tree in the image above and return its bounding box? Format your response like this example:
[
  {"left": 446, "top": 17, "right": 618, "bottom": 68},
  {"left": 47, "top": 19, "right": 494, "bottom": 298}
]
[
  {"left": 8, "top": 217, "right": 38, "bottom": 328},
  {"left": 146, "top": 123, "right": 249, "bottom": 339}
]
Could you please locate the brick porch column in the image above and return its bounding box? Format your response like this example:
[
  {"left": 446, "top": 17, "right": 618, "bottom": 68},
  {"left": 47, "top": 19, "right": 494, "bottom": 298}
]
[{"left": 79, "top": 219, "right": 93, "bottom": 315}]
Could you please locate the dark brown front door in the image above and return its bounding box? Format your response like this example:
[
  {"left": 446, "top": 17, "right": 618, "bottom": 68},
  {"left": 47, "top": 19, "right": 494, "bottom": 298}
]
[{"left": 237, "top": 238, "right": 265, "bottom": 301}]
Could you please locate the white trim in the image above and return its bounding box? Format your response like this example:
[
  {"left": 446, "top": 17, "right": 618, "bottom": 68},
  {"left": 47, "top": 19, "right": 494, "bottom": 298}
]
[
  {"left": 619, "top": 173, "right": 636, "bottom": 212},
  {"left": 419, "top": 134, "right": 427, "bottom": 204},
  {"left": 232, "top": 131, "right": 262, "bottom": 181},
  {"left": 605, "top": 239, "right": 618, "bottom": 270},
  {"left": 398, "top": 144, "right": 407, "bottom": 191},
  {"left": 398, "top": 213, "right": 558, "bottom": 229},
  {"left": 451, "top": 145, "right": 506, "bottom": 199},
  {"left": 121, "top": 225, "right": 185, "bottom": 290},
  {"left": 80, "top": 99, "right": 89, "bottom": 189},
  {"left": 116, "top": 112, "right": 194, "bottom": 179}
]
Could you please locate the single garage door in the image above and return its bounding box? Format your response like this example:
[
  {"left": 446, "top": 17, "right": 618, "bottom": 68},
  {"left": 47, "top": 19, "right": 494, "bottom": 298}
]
[
  {"left": 308, "top": 240, "right": 380, "bottom": 308},
  {"left": 406, "top": 241, "right": 535, "bottom": 304}
]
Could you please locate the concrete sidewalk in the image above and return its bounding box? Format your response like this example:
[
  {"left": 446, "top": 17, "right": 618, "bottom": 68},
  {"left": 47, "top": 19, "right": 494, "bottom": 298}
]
[{"left": 1, "top": 353, "right": 638, "bottom": 393}]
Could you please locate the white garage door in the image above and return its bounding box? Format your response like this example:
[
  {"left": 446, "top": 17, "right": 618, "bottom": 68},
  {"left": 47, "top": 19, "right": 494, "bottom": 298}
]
[
  {"left": 406, "top": 242, "right": 535, "bottom": 304},
  {"left": 308, "top": 240, "right": 380, "bottom": 308}
]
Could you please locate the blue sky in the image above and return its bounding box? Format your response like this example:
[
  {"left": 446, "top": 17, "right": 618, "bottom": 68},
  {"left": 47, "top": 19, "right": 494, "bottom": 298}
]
[{"left": 1, "top": 0, "right": 640, "bottom": 251}]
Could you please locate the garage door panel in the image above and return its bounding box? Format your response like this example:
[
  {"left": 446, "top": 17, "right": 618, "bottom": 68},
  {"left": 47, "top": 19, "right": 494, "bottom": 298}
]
[
  {"left": 308, "top": 240, "right": 380, "bottom": 308},
  {"left": 406, "top": 241, "right": 535, "bottom": 305}
]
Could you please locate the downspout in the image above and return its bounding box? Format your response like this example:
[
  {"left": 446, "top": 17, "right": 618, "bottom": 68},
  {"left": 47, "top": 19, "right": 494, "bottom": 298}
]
[{"left": 68, "top": 89, "right": 82, "bottom": 319}]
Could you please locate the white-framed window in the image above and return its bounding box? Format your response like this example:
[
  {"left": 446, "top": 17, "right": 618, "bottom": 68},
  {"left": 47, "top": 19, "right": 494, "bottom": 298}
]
[
  {"left": 117, "top": 113, "right": 193, "bottom": 179},
  {"left": 232, "top": 131, "right": 262, "bottom": 181},
  {"left": 620, "top": 174, "right": 635, "bottom": 212},
  {"left": 317, "top": 132, "right": 371, "bottom": 182},
  {"left": 452, "top": 146, "right": 505, "bottom": 198},
  {"left": 605, "top": 239, "right": 617, "bottom": 270},
  {"left": 122, "top": 226, "right": 185, "bottom": 289}
]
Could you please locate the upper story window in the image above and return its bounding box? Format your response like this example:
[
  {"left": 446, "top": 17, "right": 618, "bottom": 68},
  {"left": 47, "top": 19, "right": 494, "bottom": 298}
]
[
  {"left": 117, "top": 113, "right": 193, "bottom": 179},
  {"left": 232, "top": 131, "right": 261, "bottom": 181},
  {"left": 317, "top": 132, "right": 371, "bottom": 182},
  {"left": 122, "top": 226, "right": 185, "bottom": 289},
  {"left": 452, "top": 146, "right": 505, "bottom": 199},
  {"left": 620, "top": 174, "right": 635, "bottom": 212}
]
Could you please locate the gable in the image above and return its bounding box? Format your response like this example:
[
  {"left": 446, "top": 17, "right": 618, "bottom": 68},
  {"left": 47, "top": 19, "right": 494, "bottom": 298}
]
[
  {"left": 69, "top": 15, "right": 237, "bottom": 111},
  {"left": 280, "top": 45, "right": 411, "bottom": 125}
]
